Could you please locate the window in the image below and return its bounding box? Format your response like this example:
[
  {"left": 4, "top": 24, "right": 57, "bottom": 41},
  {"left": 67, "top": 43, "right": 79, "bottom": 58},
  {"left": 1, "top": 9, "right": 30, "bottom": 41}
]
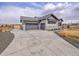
[
  {"left": 48, "top": 19, "right": 56, "bottom": 24},
  {"left": 20, "top": 20, "right": 22, "bottom": 22},
  {"left": 58, "top": 22, "right": 61, "bottom": 26}
]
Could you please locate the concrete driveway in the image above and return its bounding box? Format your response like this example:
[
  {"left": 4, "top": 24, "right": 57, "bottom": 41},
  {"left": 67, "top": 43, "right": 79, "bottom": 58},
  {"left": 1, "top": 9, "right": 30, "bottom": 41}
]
[{"left": 1, "top": 29, "right": 79, "bottom": 56}]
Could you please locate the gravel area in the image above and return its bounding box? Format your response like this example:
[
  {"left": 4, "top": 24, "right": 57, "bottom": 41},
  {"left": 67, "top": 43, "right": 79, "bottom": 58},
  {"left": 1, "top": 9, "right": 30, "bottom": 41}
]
[{"left": 0, "top": 32, "right": 14, "bottom": 54}]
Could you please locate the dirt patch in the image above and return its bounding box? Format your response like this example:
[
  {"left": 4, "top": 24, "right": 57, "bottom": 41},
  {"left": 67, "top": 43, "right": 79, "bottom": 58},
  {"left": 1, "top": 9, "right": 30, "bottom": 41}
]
[{"left": 0, "top": 32, "right": 14, "bottom": 54}]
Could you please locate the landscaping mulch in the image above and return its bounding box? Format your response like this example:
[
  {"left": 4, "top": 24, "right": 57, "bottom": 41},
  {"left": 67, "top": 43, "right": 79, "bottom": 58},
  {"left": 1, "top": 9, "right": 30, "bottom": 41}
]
[{"left": 0, "top": 32, "right": 14, "bottom": 54}]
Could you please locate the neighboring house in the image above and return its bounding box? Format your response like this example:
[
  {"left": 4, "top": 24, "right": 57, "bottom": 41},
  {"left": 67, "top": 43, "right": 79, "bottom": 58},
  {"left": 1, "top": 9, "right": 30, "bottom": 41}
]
[{"left": 20, "top": 14, "right": 63, "bottom": 30}]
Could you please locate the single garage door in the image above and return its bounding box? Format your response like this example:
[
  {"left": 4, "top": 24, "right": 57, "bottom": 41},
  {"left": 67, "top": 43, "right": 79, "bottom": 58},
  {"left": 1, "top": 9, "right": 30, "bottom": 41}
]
[
  {"left": 25, "top": 23, "right": 39, "bottom": 30},
  {"left": 40, "top": 23, "right": 45, "bottom": 30}
]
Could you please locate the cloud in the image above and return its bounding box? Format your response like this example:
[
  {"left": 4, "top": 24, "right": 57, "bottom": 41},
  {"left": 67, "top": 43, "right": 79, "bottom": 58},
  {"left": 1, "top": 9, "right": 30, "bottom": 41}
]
[
  {"left": 42, "top": 2, "right": 72, "bottom": 18},
  {"left": 57, "top": 2, "right": 72, "bottom": 9},
  {"left": 0, "top": 2, "right": 79, "bottom": 24},
  {"left": 24, "top": 7, "right": 43, "bottom": 17},
  {"left": 44, "top": 3, "right": 56, "bottom": 10},
  {"left": 31, "top": 3, "right": 43, "bottom": 8},
  {"left": 60, "top": 4, "right": 79, "bottom": 17},
  {"left": 42, "top": 2, "right": 79, "bottom": 23},
  {"left": 0, "top": 6, "right": 42, "bottom": 24},
  {"left": 60, "top": 4, "right": 79, "bottom": 23},
  {"left": 43, "top": 2, "right": 72, "bottom": 11},
  {"left": 63, "top": 19, "right": 79, "bottom": 24}
]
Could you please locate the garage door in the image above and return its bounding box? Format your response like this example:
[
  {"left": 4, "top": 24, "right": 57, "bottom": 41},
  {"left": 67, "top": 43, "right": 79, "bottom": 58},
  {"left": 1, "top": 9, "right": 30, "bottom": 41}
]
[
  {"left": 25, "top": 23, "right": 39, "bottom": 30},
  {"left": 40, "top": 23, "right": 45, "bottom": 30}
]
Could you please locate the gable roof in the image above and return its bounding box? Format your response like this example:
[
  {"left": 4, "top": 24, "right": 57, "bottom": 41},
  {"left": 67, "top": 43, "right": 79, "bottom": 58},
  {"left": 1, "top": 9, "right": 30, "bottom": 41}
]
[
  {"left": 20, "top": 16, "right": 40, "bottom": 21},
  {"left": 40, "top": 14, "right": 60, "bottom": 21},
  {"left": 20, "top": 13, "right": 61, "bottom": 22}
]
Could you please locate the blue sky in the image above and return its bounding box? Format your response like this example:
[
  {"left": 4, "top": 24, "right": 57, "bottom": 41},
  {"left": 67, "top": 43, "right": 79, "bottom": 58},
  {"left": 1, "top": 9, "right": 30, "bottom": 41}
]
[{"left": 0, "top": 2, "right": 79, "bottom": 24}]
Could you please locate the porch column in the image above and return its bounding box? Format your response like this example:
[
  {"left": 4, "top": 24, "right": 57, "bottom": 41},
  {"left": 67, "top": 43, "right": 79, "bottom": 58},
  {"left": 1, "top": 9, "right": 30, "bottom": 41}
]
[{"left": 23, "top": 24, "right": 26, "bottom": 30}]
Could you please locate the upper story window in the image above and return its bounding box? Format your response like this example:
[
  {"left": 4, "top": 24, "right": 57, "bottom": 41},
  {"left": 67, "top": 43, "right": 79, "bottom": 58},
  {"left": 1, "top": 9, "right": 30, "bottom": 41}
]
[
  {"left": 58, "top": 22, "right": 62, "bottom": 26},
  {"left": 48, "top": 19, "right": 56, "bottom": 24}
]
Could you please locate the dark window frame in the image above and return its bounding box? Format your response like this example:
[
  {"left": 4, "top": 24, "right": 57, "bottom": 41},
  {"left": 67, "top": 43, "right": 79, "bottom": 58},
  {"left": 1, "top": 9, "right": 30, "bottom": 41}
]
[{"left": 47, "top": 19, "right": 56, "bottom": 24}]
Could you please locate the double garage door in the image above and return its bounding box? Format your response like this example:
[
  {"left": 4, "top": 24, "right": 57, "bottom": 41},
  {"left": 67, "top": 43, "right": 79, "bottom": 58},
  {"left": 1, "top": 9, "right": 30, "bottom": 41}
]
[{"left": 25, "top": 23, "right": 45, "bottom": 30}]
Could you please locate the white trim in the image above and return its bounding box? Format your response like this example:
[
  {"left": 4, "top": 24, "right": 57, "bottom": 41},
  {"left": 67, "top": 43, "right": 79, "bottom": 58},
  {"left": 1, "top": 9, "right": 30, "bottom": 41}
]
[{"left": 23, "top": 24, "right": 26, "bottom": 30}]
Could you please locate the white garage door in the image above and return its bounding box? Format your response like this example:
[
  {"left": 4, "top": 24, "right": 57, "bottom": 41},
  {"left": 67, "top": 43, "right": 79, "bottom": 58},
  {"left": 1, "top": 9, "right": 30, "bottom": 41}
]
[{"left": 25, "top": 23, "right": 39, "bottom": 30}]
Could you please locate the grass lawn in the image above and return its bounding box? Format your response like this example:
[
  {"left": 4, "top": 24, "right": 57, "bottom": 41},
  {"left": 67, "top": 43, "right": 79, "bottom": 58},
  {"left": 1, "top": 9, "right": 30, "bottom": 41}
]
[
  {"left": 58, "top": 29, "right": 79, "bottom": 42},
  {"left": 68, "top": 35, "right": 79, "bottom": 41},
  {"left": 0, "top": 32, "right": 14, "bottom": 54},
  {"left": 56, "top": 29, "right": 79, "bottom": 48}
]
